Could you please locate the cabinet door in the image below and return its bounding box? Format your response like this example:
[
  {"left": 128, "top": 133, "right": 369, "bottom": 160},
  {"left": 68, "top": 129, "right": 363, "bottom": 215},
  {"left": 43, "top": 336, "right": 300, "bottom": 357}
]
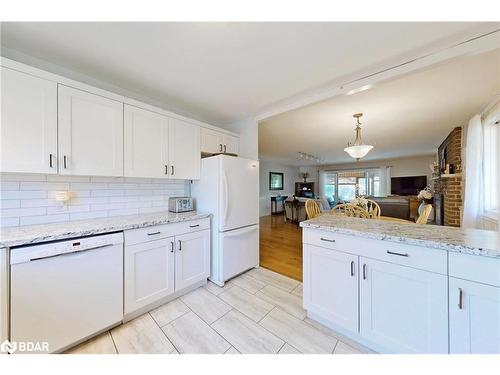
[
  {"left": 303, "top": 244, "right": 359, "bottom": 332},
  {"left": 124, "top": 105, "right": 169, "bottom": 178},
  {"left": 359, "top": 257, "right": 448, "bottom": 353},
  {"left": 201, "top": 127, "right": 223, "bottom": 154},
  {"left": 58, "top": 85, "right": 124, "bottom": 176},
  {"left": 1, "top": 67, "right": 57, "bottom": 174},
  {"left": 449, "top": 277, "right": 500, "bottom": 354},
  {"left": 0, "top": 248, "right": 7, "bottom": 344},
  {"left": 223, "top": 134, "right": 239, "bottom": 155},
  {"left": 124, "top": 237, "right": 175, "bottom": 315},
  {"left": 175, "top": 230, "right": 210, "bottom": 290},
  {"left": 168, "top": 118, "right": 200, "bottom": 180}
]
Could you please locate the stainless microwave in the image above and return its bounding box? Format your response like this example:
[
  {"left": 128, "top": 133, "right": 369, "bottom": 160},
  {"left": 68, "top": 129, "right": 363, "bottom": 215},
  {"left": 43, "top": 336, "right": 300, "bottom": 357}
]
[{"left": 168, "top": 197, "right": 194, "bottom": 213}]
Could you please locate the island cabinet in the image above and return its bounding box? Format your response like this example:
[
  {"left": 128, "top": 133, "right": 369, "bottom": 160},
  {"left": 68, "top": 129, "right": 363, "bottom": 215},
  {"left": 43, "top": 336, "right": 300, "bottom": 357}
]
[
  {"left": 124, "top": 218, "right": 210, "bottom": 320},
  {"left": 303, "top": 244, "right": 359, "bottom": 332},
  {"left": 302, "top": 228, "right": 449, "bottom": 354},
  {"left": 359, "top": 257, "right": 448, "bottom": 354},
  {"left": 448, "top": 252, "right": 500, "bottom": 354}
]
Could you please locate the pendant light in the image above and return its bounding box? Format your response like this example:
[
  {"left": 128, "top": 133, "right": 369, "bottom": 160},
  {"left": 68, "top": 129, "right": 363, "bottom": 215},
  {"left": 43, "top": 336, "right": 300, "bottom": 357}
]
[{"left": 344, "top": 113, "right": 373, "bottom": 160}]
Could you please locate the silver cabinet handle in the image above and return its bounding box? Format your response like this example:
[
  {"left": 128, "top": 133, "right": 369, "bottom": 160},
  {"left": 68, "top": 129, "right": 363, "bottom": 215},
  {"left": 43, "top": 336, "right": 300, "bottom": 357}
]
[
  {"left": 458, "top": 288, "right": 464, "bottom": 310},
  {"left": 320, "top": 237, "right": 335, "bottom": 243},
  {"left": 63, "top": 155, "right": 68, "bottom": 169},
  {"left": 170, "top": 241, "right": 174, "bottom": 253},
  {"left": 219, "top": 144, "right": 223, "bottom": 152},
  {"left": 165, "top": 165, "right": 168, "bottom": 175},
  {"left": 147, "top": 231, "right": 161, "bottom": 236},
  {"left": 49, "top": 153, "right": 54, "bottom": 168},
  {"left": 362, "top": 264, "right": 367, "bottom": 280},
  {"left": 387, "top": 250, "right": 409, "bottom": 257},
  {"left": 178, "top": 240, "right": 182, "bottom": 251},
  {"left": 171, "top": 165, "right": 175, "bottom": 175},
  {"left": 350, "top": 261, "right": 355, "bottom": 277},
  {"left": 224, "top": 144, "right": 227, "bottom": 153}
]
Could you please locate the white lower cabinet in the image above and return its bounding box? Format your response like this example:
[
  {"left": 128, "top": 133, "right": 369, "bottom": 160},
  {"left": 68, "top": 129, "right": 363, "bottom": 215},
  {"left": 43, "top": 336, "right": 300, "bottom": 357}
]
[
  {"left": 174, "top": 231, "right": 210, "bottom": 290},
  {"left": 449, "top": 277, "right": 500, "bottom": 353},
  {"left": 359, "top": 257, "right": 448, "bottom": 353},
  {"left": 303, "top": 244, "right": 358, "bottom": 332},
  {"left": 124, "top": 238, "right": 175, "bottom": 315},
  {"left": 124, "top": 223, "right": 210, "bottom": 316}
]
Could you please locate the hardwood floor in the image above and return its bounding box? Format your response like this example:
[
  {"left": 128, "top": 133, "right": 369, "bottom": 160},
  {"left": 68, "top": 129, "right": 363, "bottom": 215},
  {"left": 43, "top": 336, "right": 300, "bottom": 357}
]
[{"left": 259, "top": 214, "right": 303, "bottom": 281}]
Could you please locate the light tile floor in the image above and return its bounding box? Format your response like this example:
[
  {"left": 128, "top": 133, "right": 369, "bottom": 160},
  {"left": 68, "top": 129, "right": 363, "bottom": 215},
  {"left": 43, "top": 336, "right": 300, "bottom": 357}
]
[{"left": 67, "top": 267, "right": 374, "bottom": 354}]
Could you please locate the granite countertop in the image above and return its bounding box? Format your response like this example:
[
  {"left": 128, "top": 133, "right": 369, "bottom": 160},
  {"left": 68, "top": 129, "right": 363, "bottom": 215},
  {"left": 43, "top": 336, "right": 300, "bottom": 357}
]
[
  {"left": 0, "top": 211, "right": 211, "bottom": 248},
  {"left": 300, "top": 214, "right": 500, "bottom": 258}
]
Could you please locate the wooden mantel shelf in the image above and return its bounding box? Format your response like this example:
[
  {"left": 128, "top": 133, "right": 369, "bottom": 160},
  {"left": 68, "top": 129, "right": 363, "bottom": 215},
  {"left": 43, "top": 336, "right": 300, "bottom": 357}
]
[{"left": 432, "top": 173, "right": 462, "bottom": 180}]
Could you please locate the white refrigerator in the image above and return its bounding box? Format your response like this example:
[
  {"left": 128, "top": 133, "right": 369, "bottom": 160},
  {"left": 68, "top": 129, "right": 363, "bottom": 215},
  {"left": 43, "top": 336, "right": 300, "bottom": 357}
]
[{"left": 192, "top": 155, "right": 259, "bottom": 286}]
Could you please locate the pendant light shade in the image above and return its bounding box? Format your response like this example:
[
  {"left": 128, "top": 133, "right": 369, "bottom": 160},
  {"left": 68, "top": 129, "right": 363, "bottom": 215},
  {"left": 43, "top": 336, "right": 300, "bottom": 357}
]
[{"left": 344, "top": 113, "right": 374, "bottom": 160}]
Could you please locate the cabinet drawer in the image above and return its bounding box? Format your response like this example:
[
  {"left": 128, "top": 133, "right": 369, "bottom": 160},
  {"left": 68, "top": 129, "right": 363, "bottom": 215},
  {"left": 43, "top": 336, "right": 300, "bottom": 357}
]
[
  {"left": 125, "top": 218, "right": 210, "bottom": 246},
  {"left": 449, "top": 252, "right": 500, "bottom": 287},
  {"left": 303, "top": 228, "right": 447, "bottom": 274}
]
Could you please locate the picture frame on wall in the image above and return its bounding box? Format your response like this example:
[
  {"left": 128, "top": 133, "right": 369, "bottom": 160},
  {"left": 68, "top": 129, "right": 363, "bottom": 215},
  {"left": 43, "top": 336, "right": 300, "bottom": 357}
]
[{"left": 269, "top": 172, "right": 284, "bottom": 190}]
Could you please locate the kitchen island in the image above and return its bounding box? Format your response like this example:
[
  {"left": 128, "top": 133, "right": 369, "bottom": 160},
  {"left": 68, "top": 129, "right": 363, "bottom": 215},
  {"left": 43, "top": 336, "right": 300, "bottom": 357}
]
[{"left": 300, "top": 215, "right": 500, "bottom": 354}]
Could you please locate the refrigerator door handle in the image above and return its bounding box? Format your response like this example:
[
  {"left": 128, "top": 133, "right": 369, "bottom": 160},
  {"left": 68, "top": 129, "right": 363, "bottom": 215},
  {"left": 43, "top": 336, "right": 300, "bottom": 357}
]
[
  {"left": 223, "top": 225, "right": 258, "bottom": 237},
  {"left": 222, "top": 170, "right": 229, "bottom": 227}
]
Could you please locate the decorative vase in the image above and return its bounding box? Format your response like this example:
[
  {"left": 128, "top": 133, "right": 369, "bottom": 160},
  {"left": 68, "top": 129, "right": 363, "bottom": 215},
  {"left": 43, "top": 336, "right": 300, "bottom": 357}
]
[{"left": 418, "top": 200, "right": 433, "bottom": 223}]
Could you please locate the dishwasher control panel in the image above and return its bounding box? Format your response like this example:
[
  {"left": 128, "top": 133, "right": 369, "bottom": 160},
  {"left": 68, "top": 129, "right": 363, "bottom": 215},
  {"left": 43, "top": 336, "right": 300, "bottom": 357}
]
[{"left": 10, "top": 232, "right": 123, "bottom": 265}]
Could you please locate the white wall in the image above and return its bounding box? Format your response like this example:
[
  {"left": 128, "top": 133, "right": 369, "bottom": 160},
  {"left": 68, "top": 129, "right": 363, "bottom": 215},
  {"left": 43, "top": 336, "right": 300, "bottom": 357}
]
[
  {"left": 299, "top": 166, "right": 320, "bottom": 195},
  {"left": 259, "top": 161, "right": 299, "bottom": 217},
  {"left": 0, "top": 173, "right": 188, "bottom": 227}
]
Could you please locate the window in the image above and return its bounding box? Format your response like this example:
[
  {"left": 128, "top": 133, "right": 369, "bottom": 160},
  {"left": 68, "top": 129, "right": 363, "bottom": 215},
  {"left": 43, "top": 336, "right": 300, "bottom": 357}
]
[
  {"left": 319, "top": 168, "right": 387, "bottom": 207},
  {"left": 484, "top": 122, "right": 499, "bottom": 215}
]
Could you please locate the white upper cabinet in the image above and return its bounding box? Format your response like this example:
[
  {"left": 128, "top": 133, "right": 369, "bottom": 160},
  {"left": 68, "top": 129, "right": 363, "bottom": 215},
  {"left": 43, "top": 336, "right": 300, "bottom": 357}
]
[
  {"left": 58, "top": 85, "right": 124, "bottom": 176},
  {"left": 222, "top": 134, "right": 239, "bottom": 155},
  {"left": 201, "top": 127, "right": 222, "bottom": 154},
  {"left": 124, "top": 105, "right": 169, "bottom": 178},
  {"left": 200, "top": 127, "right": 239, "bottom": 155},
  {"left": 168, "top": 118, "right": 200, "bottom": 180},
  {"left": 359, "top": 257, "right": 448, "bottom": 353},
  {"left": 449, "top": 277, "right": 500, "bottom": 354},
  {"left": 1, "top": 67, "right": 58, "bottom": 174}
]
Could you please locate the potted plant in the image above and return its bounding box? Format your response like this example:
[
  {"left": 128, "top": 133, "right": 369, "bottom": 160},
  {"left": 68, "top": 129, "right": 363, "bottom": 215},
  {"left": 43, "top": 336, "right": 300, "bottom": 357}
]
[{"left": 417, "top": 186, "right": 434, "bottom": 217}]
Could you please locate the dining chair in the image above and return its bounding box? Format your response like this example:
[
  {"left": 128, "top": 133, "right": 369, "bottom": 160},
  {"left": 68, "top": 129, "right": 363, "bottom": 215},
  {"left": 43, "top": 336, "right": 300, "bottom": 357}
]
[
  {"left": 330, "top": 203, "right": 370, "bottom": 219},
  {"left": 415, "top": 204, "right": 433, "bottom": 224},
  {"left": 366, "top": 199, "right": 381, "bottom": 218},
  {"left": 305, "top": 199, "right": 321, "bottom": 219}
]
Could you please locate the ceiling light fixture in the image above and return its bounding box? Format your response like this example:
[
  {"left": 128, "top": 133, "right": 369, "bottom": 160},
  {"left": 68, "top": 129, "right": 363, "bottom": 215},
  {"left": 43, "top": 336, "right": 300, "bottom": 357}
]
[
  {"left": 297, "top": 152, "right": 322, "bottom": 163},
  {"left": 344, "top": 113, "right": 374, "bottom": 160}
]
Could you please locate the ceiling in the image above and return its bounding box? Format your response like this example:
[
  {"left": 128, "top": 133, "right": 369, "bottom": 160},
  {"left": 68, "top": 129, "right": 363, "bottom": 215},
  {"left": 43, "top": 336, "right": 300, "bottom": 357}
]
[
  {"left": 1, "top": 22, "right": 496, "bottom": 125},
  {"left": 259, "top": 49, "right": 500, "bottom": 166}
]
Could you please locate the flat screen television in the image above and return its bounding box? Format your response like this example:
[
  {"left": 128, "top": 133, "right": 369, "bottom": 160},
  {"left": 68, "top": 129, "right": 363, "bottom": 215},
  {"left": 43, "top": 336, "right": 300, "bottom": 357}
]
[{"left": 391, "top": 176, "right": 427, "bottom": 196}]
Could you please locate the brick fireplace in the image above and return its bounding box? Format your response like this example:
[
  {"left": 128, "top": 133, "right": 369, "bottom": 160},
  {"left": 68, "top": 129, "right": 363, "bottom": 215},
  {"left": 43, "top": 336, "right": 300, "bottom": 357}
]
[{"left": 434, "top": 127, "right": 463, "bottom": 227}]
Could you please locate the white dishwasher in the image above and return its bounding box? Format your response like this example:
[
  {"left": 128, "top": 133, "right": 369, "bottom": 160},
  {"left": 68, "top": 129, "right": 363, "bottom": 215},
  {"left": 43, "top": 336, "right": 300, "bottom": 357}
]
[{"left": 10, "top": 232, "right": 123, "bottom": 353}]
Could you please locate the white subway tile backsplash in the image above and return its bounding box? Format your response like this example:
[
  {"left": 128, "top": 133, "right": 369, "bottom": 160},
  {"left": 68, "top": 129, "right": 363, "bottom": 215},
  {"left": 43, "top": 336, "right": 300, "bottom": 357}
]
[
  {"left": 1, "top": 190, "right": 47, "bottom": 199},
  {"left": 0, "top": 181, "right": 20, "bottom": 190},
  {"left": 20, "top": 214, "right": 70, "bottom": 226},
  {"left": 20, "top": 182, "right": 69, "bottom": 191},
  {"left": 107, "top": 208, "right": 139, "bottom": 217},
  {"left": 0, "top": 173, "right": 188, "bottom": 228},
  {"left": 0, "top": 200, "right": 21, "bottom": 209},
  {"left": 1, "top": 217, "right": 20, "bottom": 228},
  {"left": 69, "top": 211, "right": 108, "bottom": 221},
  {"left": 46, "top": 175, "right": 90, "bottom": 183}
]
